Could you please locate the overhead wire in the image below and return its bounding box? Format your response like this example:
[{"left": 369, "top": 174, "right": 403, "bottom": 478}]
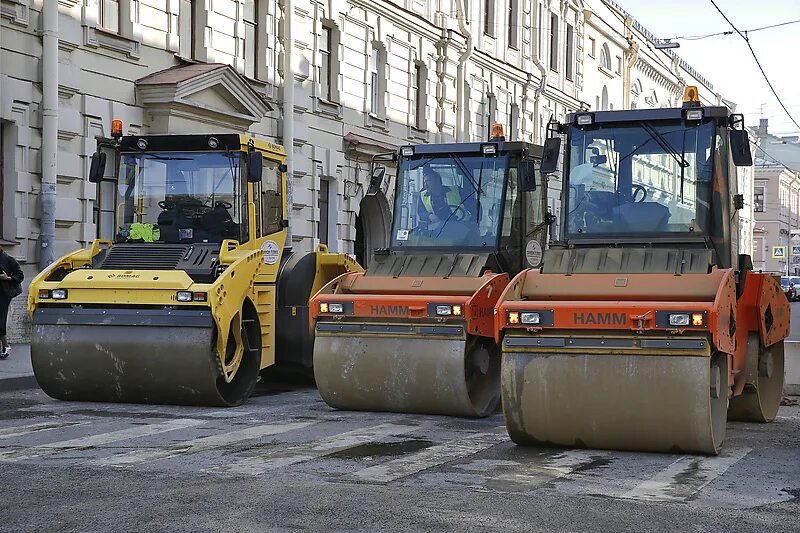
[
  {"left": 708, "top": 0, "right": 800, "bottom": 131},
  {"left": 664, "top": 18, "right": 800, "bottom": 41}
]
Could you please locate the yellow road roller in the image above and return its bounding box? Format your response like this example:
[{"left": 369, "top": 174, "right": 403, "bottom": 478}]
[
  {"left": 311, "top": 127, "right": 551, "bottom": 417},
  {"left": 28, "top": 132, "right": 360, "bottom": 406},
  {"left": 496, "top": 88, "right": 790, "bottom": 454}
]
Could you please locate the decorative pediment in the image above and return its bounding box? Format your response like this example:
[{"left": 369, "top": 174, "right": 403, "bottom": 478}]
[{"left": 135, "top": 63, "right": 271, "bottom": 134}]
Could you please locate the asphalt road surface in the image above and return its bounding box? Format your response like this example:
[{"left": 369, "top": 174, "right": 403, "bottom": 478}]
[{"left": 0, "top": 376, "right": 797, "bottom": 533}]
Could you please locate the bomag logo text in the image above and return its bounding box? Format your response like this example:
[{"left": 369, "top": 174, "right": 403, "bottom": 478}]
[
  {"left": 370, "top": 305, "right": 408, "bottom": 316},
  {"left": 573, "top": 312, "right": 627, "bottom": 325}
]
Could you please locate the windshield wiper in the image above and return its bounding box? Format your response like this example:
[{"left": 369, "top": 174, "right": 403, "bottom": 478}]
[
  {"left": 640, "top": 123, "right": 689, "bottom": 169},
  {"left": 142, "top": 155, "right": 193, "bottom": 161}
]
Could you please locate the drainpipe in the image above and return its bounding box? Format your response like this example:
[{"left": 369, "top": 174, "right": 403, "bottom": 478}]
[
  {"left": 40, "top": 0, "right": 58, "bottom": 269},
  {"left": 622, "top": 16, "right": 638, "bottom": 110},
  {"left": 282, "top": 0, "right": 294, "bottom": 249},
  {"left": 531, "top": 7, "right": 549, "bottom": 144},
  {"left": 454, "top": 0, "right": 472, "bottom": 142}
]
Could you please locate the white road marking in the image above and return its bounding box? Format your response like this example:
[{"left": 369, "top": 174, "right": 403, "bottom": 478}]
[
  {"left": 621, "top": 447, "right": 751, "bottom": 502},
  {"left": 489, "top": 450, "right": 610, "bottom": 486},
  {"left": 91, "top": 421, "right": 315, "bottom": 467},
  {"left": 212, "top": 423, "right": 417, "bottom": 475},
  {"left": 0, "top": 421, "right": 85, "bottom": 439},
  {"left": 0, "top": 419, "right": 205, "bottom": 462},
  {"left": 352, "top": 432, "right": 507, "bottom": 484}
]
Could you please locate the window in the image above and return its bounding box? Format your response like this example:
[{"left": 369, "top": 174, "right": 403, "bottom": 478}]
[
  {"left": 260, "top": 159, "right": 283, "bottom": 236},
  {"left": 615, "top": 56, "right": 622, "bottom": 75},
  {"left": 487, "top": 93, "right": 497, "bottom": 138},
  {"left": 368, "top": 43, "right": 386, "bottom": 116},
  {"left": 508, "top": 0, "right": 519, "bottom": 48},
  {"left": 484, "top": 0, "right": 495, "bottom": 37},
  {"left": 318, "top": 179, "right": 330, "bottom": 245},
  {"left": 588, "top": 37, "right": 596, "bottom": 57},
  {"left": 320, "top": 26, "right": 332, "bottom": 101},
  {"left": 510, "top": 103, "right": 520, "bottom": 141},
  {"left": 244, "top": 0, "right": 258, "bottom": 79},
  {"left": 600, "top": 43, "right": 612, "bottom": 70},
  {"left": 94, "top": 143, "right": 118, "bottom": 240},
  {"left": 565, "top": 24, "right": 574, "bottom": 81},
  {"left": 549, "top": 14, "right": 559, "bottom": 72},
  {"left": 99, "top": 0, "right": 119, "bottom": 32},
  {"left": 411, "top": 63, "right": 427, "bottom": 130}
]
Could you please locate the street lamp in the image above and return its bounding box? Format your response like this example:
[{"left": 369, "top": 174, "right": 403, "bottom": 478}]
[{"left": 654, "top": 40, "right": 680, "bottom": 50}]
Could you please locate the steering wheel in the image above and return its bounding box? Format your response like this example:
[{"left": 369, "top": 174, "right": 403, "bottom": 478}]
[
  {"left": 631, "top": 185, "right": 647, "bottom": 203},
  {"left": 449, "top": 205, "right": 469, "bottom": 220},
  {"left": 158, "top": 200, "right": 175, "bottom": 210},
  {"left": 214, "top": 201, "right": 233, "bottom": 209}
]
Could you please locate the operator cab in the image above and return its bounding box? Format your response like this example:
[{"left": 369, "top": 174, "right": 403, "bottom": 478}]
[
  {"left": 542, "top": 86, "right": 752, "bottom": 270},
  {"left": 374, "top": 128, "right": 547, "bottom": 275}
]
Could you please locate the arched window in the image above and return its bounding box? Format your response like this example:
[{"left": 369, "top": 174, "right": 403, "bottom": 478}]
[
  {"left": 601, "top": 85, "right": 609, "bottom": 111},
  {"left": 600, "top": 43, "right": 612, "bottom": 70}
]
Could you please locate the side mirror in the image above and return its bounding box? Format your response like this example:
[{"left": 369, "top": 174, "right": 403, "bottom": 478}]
[
  {"left": 88, "top": 151, "right": 107, "bottom": 183},
  {"left": 729, "top": 130, "right": 753, "bottom": 167},
  {"left": 518, "top": 160, "right": 537, "bottom": 192},
  {"left": 248, "top": 152, "right": 263, "bottom": 182},
  {"left": 539, "top": 137, "right": 561, "bottom": 175},
  {"left": 366, "top": 166, "right": 386, "bottom": 196}
]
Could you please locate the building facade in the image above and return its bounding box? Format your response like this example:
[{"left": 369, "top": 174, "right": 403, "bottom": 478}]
[{"left": 0, "top": 0, "right": 744, "bottom": 340}]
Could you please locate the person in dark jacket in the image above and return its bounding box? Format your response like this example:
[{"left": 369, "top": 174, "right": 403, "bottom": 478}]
[{"left": 0, "top": 245, "right": 24, "bottom": 359}]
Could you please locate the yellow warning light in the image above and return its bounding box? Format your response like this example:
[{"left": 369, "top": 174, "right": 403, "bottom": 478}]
[
  {"left": 490, "top": 123, "right": 505, "bottom": 141},
  {"left": 452, "top": 305, "right": 463, "bottom": 316},
  {"left": 682, "top": 86, "right": 700, "bottom": 106},
  {"left": 320, "top": 302, "right": 329, "bottom": 313},
  {"left": 692, "top": 313, "right": 704, "bottom": 326},
  {"left": 111, "top": 119, "right": 123, "bottom": 139},
  {"left": 508, "top": 311, "right": 520, "bottom": 324}
]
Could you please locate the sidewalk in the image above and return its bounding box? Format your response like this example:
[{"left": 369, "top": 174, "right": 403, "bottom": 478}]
[{"left": 0, "top": 344, "right": 37, "bottom": 392}]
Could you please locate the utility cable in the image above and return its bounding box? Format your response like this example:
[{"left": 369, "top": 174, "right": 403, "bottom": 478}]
[{"left": 709, "top": 0, "right": 800, "bottom": 131}]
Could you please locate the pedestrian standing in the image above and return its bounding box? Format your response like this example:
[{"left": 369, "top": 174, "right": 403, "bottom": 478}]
[{"left": 0, "top": 245, "right": 24, "bottom": 359}]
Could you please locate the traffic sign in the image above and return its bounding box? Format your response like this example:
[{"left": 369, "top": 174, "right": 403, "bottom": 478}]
[{"left": 773, "top": 246, "right": 786, "bottom": 258}]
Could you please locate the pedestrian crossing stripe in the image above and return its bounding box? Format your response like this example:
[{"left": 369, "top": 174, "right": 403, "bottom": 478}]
[{"left": 0, "top": 417, "right": 775, "bottom": 506}]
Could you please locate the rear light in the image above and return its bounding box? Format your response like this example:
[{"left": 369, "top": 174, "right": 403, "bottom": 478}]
[
  {"left": 508, "top": 311, "right": 520, "bottom": 324},
  {"left": 38, "top": 289, "right": 51, "bottom": 299},
  {"left": 192, "top": 292, "right": 207, "bottom": 302},
  {"left": 692, "top": 313, "right": 705, "bottom": 326},
  {"left": 328, "top": 303, "right": 344, "bottom": 313},
  {"left": 668, "top": 314, "right": 690, "bottom": 326},
  {"left": 452, "top": 305, "right": 462, "bottom": 316},
  {"left": 520, "top": 312, "right": 541, "bottom": 325},
  {"left": 435, "top": 305, "right": 452, "bottom": 316},
  {"left": 51, "top": 289, "right": 68, "bottom": 300},
  {"left": 176, "top": 291, "right": 193, "bottom": 302},
  {"left": 319, "top": 302, "right": 329, "bottom": 313}
]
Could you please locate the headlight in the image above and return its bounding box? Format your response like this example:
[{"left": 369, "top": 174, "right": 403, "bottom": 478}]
[
  {"left": 400, "top": 146, "right": 414, "bottom": 157},
  {"left": 176, "top": 291, "right": 193, "bottom": 302},
  {"left": 685, "top": 109, "right": 703, "bottom": 121},
  {"left": 481, "top": 144, "right": 498, "bottom": 155},
  {"left": 329, "top": 303, "right": 344, "bottom": 313},
  {"left": 668, "top": 313, "right": 690, "bottom": 326},
  {"left": 576, "top": 114, "right": 593, "bottom": 126},
  {"left": 51, "top": 289, "right": 68, "bottom": 300},
  {"left": 520, "top": 312, "right": 540, "bottom": 325},
  {"left": 435, "top": 305, "right": 452, "bottom": 316}
]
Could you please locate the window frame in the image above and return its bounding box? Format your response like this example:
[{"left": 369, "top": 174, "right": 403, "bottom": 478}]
[
  {"left": 508, "top": 0, "right": 519, "bottom": 49},
  {"left": 565, "top": 23, "right": 574, "bottom": 81},
  {"left": 549, "top": 13, "right": 559, "bottom": 72},
  {"left": 484, "top": 0, "right": 496, "bottom": 37},
  {"left": 319, "top": 26, "right": 332, "bottom": 101},
  {"left": 99, "top": 0, "right": 120, "bottom": 33}
]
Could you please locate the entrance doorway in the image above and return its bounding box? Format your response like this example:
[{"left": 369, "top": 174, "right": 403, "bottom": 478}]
[{"left": 354, "top": 192, "right": 391, "bottom": 268}]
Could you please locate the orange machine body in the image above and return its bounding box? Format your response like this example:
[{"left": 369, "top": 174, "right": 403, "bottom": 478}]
[
  {"left": 311, "top": 271, "right": 509, "bottom": 339},
  {"left": 495, "top": 267, "right": 790, "bottom": 396}
]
